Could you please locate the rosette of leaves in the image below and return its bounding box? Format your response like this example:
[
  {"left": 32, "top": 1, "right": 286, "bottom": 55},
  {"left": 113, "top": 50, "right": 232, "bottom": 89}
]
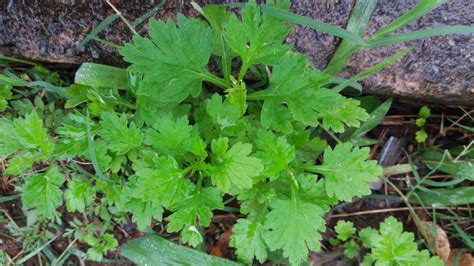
[{"left": 1, "top": 0, "right": 385, "bottom": 264}]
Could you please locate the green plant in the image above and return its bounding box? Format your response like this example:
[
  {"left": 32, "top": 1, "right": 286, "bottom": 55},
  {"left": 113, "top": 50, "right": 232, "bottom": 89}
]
[
  {"left": 0, "top": 85, "right": 13, "bottom": 111},
  {"left": 2, "top": 0, "right": 466, "bottom": 264},
  {"left": 0, "top": 1, "right": 382, "bottom": 264},
  {"left": 416, "top": 106, "right": 431, "bottom": 143},
  {"left": 122, "top": 235, "right": 239, "bottom": 265},
  {"left": 333, "top": 217, "right": 443, "bottom": 265}
]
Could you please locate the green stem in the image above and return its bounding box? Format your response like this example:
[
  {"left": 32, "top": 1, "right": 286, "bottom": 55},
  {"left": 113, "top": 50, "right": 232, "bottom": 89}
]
[
  {"left": 384, "top": 177, "right": 436, "bottom": 253},
  {"left": 196, "top": 171, "right": 203, "bottom": 195},
  {"left": 203, "top": 72, "right": 230, "bottom": 89},
  {"left": 238, "top": 60, "right": 250, "bottom": 81},
  {"left": 222, "top": 196, "right": 236, "bottom": 205},
  {"left": 220, "top": 39, "right": 232, "bottom": 83},
  {"left": 182, "top": 161, "right": 203, "bottom": 175},
  {"left": 246, "top": 93, "right": 265, "bottom": 100}
]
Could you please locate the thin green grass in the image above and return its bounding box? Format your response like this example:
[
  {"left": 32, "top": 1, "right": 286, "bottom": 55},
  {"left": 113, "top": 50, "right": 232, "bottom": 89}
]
[{"left": 78, "top": 14, "right": 119, "bottom": 48}]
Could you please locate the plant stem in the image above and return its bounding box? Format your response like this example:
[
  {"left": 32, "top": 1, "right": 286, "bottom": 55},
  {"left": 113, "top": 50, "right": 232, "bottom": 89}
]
[
  {"left": 196, "top": 171, "right": 203, "bottom": 195},
  {"left": 203, "top": 72, "right": 230, "bottom": 89}
]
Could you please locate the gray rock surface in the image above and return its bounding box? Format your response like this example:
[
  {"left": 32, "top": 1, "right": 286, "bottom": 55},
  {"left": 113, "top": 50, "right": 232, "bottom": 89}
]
[{"left": 0, "top": 0, "right": 473, "bottom": 105}]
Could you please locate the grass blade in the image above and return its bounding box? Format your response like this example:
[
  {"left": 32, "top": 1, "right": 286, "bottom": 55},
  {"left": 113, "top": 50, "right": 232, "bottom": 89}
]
[
  {"left": 16, "top": 236, "right": 57, "bottom": 264},
  {"left": 229, "top": 3, "right": 363, "bottom": 44},
  {"left": 121, "top": 234, "right": 241, "bottom": 265},
  {"left": 131, "top": 0, "right": 165, "bottom": 27},
  {"left": 450, "top": 219, "right": 474, "bottom": 249},
  {"left": 75, "top": 63, "right": 128, "bottom": 88},
  {"left": 0, "top": 74, "right": 28, "bottom": 87},
  {"left": 0, "top": 74, "right": 70, "bottom": 98},
  {"left": 262, "top": 6, "right": 364, "bottom": 44},
  {"left": 81, "top": 35, "right": 121, "bottom": 49},
  {"left": 86, "top": 109, "right": 112, "bottom": 185},
  {"left": 78, "top": 14, "right": 119, "bottom": 48},
  {"left": 333, "top": 47, "right": 412, "bottom": 92},
  {"left": 330, "top": 76, "right": 362, "bottom": 92},
  {"left": 347, "top": 98, "right": 392, "bottom": 145},
  {"left": 421, "top": 149, "right": 474, "bottom": 180},
  {"left": 0, "top": 55, "right": 36, "bottom": 65},
  {"left": 0, "top": 194, "right": 20, "bottom": 203},
  {"left": 447, "top": 118, "right": 474, "bottom": 133},
  {"left": 325, "top": 0, "right": 379, "bottom": 75},
  {"left": 366, "top": 25, "right": 474, "bottom": 48},
  {"left": 372, "top": 0, "right": 447, "bottom": 39},
  {"left": 409, "top": 187, "right": 474, "bottom": 206}
]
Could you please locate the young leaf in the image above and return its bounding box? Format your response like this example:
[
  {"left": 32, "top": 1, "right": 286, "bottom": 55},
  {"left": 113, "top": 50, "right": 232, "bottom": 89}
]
[
  {"left": 85, "top": 233, "right": 118, "bottom": 262},
  {"left": 259, "top": 100, "right": 294, "bottom": 133},
  {"left": 205, "top": 94, "right": 242, "bottom": 129},
  {"left": 248, "top": 54, "right": 368, "bottom": 132},
  {"left": 97, "top": 112, "right": 142, "bottom": 155},
  {"left": 248, "top": 54, "right": 317, "bottom": 127},
  {"left": 64, "top": 178, "right": 95, "bottom": 212},
  {"left": 255, "top": 130, "right": 295, "bottom": 179},
  {"left": 0, "top": 118, "right": 19, "bottom": 156},
  {"left": 359, "top": 227, "right": 378, "bottom": 248},
  {"left": 262, "top": 175, "right": 335, "bottom": 265},
  {"left": 335, "top": 220, "right": 356, "bottom": 241},
  {"left": 343, "top": 239, "right": 359, "bottom": 259},
  {"left": 56, "top": 112, "right": 92, "bottom": 159},
  {"left": 369, "top": 217, "right": 441, "bottom": 265},
  {"left": 22, "top": 166, "right": 64, "bottom": 218},
  {"left": 125, "top": 198, "right": 163, "bottom": 231},
  {"left": 5, "top": 152, "right": 40, "bottom": 175},
  {"left": 230, "top": 218, "right": 268, "bottom": 264},
  {"left": 14, "top": 111, "right": 55, "bottom": 157},
  {"left": 133, "top": 156, "right": 193, "bottom": 209},
  {"left": 0, "top": 84, "right": 12, "bottom": 111},
  {"left": 144, "top": 113, "right": 206, "bottom": 158},
  {"left": 120, "top": 15, "right": 227, "bottom": 105},
  {"left": 167, "top": 187, "right": 224, "bottom": 247},
  {"left": 416, "top": 129, "right": 428, "bottom": 143},
  {"left": 237, "top": 180, "right": 273, "bottom": 218},
  {"left": 263, "top": 193, "right": 326, "bottom": 265},
  {"left": 223, "top": 0, "right": 292, "bottom": 73},
  {"left": 313, "top": 89, "right": 369, "bottom": 133},
  {"left": 304, "top": 143, "right": 382, "bottom": 201},
  {"left": 208, "top": 137, "right": 263, "bottom": 194}
]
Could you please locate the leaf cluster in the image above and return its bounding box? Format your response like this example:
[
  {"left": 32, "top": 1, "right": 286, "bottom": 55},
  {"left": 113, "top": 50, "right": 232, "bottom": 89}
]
[
  {"left": 332, "top": 217, "right": 444, "bottom": 265},
  {"left": 0, "top": 1, "right": 386, "bottom": 264}
]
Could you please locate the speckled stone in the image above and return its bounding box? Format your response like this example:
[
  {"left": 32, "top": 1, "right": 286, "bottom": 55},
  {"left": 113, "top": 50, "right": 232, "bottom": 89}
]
[{"left": 0, "top": 0, "right": 473, "bottom": 105}]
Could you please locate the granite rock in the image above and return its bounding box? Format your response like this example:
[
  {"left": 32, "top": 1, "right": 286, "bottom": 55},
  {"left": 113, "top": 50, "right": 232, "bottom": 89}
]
[{"left": 0, "top": 0, "right": 472, "bottom": 105}]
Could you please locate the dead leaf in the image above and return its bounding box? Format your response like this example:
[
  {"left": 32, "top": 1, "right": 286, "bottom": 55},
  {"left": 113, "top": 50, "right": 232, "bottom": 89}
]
[
  {"left": 447, "top": 250, "right": 474, "bottom": 266},
  {"left": 210, "top": 227, "right": 233, "bottom": 257},
  {"left": 421, "top": 221, "right": 473, "bottom": 266},
  {"left": 419, "top": 221, "right": 451, "bottom": 263},
  {"left": 423, "top": 222, "right": 450, "bottom": 262}
]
